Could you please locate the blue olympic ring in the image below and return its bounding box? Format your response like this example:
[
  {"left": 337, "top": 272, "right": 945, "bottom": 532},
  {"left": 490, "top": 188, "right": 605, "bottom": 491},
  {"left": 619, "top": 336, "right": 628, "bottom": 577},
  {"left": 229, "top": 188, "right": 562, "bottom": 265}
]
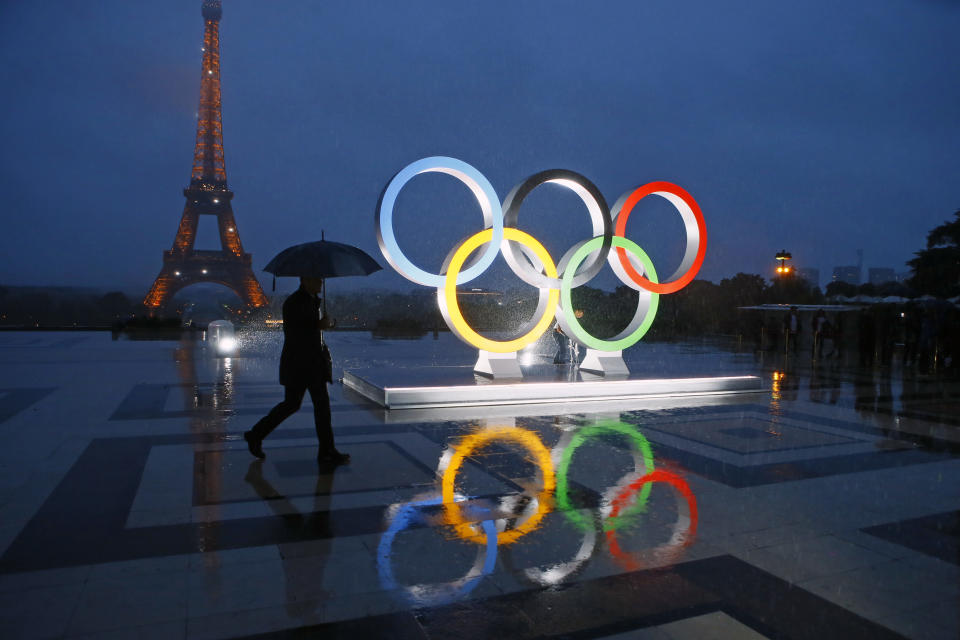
[
  {"left": 376, "top": 157, "right": 504, "bottom": 287},
  {"left": 376, "top": 495, "right": 498, "bottom": 606}
]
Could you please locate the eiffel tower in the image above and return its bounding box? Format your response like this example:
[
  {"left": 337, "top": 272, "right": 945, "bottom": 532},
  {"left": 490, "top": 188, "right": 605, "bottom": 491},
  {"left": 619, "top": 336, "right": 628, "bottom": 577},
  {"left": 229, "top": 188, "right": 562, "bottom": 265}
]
[{"left": 144, "top": 0, "right": 267, "bottom": 312}]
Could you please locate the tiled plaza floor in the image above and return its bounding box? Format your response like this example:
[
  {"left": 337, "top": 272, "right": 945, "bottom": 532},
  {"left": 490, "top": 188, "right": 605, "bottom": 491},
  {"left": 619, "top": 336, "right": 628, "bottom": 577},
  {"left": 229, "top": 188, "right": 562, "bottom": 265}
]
[{"left": 0, "top": 330, "right": 958, "bottom": 639}]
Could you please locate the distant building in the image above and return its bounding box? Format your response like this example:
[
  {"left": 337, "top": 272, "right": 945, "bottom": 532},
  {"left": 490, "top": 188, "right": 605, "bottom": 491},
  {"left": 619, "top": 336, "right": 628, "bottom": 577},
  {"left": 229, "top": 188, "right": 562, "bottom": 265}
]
[
  {"left": 832, "top": 266, "right": 860, "bottom": 285},
  {"left": 797, "top": 268, "right": 819, "bottom": 287},
  {"left": 896, "top": 272, "right": 912, "bottom": 283},
  {"left": 868, "top": 268, "right": 896, "bottom": 286},
  {"left": 460, "top": 288, "right": 502, "bottom": 297}
]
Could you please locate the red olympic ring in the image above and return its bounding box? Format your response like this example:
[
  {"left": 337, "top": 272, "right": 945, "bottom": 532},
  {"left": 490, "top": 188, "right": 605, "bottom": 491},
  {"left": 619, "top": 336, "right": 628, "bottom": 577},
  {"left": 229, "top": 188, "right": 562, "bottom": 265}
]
[
  {"left": 604, "top": 469, "right": 698, "bottom": 572},
  {"left": 614, "top": 182, "right": 707, "bottom": 294}
]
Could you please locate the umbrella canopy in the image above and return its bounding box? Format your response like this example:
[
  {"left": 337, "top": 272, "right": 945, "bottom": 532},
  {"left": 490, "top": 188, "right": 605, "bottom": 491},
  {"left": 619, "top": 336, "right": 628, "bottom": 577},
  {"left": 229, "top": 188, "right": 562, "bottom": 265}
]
[{"left": 264, "top": 240, "right": 382, "bottom": 278}]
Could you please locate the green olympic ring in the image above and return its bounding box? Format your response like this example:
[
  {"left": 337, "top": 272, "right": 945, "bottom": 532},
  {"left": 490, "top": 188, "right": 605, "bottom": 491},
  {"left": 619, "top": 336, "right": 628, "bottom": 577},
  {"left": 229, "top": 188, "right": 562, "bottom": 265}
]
[
  {"left": 559, "top": 235, "right": 660, "bottom": 351},
  {"left": 554, "top": 420, "right": 656, "bottom": 532}
]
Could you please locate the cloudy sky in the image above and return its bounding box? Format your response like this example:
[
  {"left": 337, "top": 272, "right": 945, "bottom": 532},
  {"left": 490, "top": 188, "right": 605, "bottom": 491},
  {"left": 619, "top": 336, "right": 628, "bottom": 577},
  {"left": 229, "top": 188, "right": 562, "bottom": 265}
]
[{"left": 1, "top": 0, "right": 957, "bottom": 297}]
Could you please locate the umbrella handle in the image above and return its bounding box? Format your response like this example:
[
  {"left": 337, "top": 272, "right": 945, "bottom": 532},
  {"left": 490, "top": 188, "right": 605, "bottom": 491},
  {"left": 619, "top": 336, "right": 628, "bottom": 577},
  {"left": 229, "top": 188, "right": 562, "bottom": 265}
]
[{"left": 320, "top": 279, "right": 329, "bottom": 345}]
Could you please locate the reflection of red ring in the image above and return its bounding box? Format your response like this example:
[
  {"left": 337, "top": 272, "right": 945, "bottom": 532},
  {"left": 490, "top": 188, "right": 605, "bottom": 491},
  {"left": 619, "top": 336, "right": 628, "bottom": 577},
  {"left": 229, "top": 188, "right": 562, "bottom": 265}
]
[
  {"left": 614, "top": 182, "right": 706, "bottom": 294},
  {"left": 604, "top": 470, "right": 698, "bottom": 571}
]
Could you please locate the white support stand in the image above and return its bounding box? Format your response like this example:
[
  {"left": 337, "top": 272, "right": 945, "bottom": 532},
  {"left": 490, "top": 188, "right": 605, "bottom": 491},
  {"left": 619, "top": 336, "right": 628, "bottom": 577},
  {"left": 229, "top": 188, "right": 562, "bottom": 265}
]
[
  {"left": 482, "top": 417, "right": 516, "bottom": 427},
  {"left": 579, "top": 349, "right": 629, "bottom": 377},
  {"left": 474, "top": 350, "right": 523, "bottom": 378},
  {"left": 589, "top": 412, "right": 624, "bottom": 423}
]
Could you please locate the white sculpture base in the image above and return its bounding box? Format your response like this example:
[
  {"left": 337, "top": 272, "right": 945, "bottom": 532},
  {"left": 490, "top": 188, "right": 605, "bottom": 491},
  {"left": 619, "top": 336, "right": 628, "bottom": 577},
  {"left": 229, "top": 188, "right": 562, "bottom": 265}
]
[
  {"left": 474, "top": 350, "right": 523, "bottom": 378},
  {"left": 343, "top": 367, "right": 765, "bottom": 411},
  {"left": 579, "top": 349, "right": 629, "bottom": 376}
]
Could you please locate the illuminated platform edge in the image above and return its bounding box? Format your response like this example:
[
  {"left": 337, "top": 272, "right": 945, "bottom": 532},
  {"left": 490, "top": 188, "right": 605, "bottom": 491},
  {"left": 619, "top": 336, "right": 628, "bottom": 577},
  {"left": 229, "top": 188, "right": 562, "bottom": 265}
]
[{"left": 343, "top": 368, "right": 764, "bottom": 410}]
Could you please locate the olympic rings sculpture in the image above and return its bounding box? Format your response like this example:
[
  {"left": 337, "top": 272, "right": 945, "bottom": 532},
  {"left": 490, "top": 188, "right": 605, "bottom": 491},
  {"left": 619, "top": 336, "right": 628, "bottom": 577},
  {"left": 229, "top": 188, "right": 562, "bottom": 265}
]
[{"left": 377, "top": 157, "right": 706, "bottom": 354}]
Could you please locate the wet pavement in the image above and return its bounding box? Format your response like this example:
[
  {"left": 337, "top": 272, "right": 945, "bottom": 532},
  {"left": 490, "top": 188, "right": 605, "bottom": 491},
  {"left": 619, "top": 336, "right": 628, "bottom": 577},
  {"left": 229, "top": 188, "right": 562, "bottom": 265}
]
[{"left": 0, "top": 330, "right": 958, "bottom": 639}]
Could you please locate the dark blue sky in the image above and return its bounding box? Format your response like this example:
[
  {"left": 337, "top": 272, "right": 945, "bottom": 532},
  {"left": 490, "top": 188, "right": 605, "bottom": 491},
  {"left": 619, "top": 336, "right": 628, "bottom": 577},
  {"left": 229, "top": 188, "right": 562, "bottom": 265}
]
[{"left": 1, "top": 0, "right": 958, "bottom": 296}]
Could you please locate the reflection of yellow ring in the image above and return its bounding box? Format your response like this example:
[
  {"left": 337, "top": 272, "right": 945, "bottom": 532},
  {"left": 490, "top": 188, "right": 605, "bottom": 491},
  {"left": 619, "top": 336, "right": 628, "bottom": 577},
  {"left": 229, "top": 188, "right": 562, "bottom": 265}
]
[
  {"left": 443, "top": 228, "right": 560, "bottom": 353},
  {"left": 441, "top": 426, "right": 555, "bottom": 545}
]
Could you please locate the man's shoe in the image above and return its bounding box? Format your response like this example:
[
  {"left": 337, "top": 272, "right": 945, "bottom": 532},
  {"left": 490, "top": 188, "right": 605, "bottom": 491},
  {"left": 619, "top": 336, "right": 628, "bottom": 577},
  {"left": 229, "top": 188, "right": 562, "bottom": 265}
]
[
  {"left": 317, "top": 450, "right": 350, "bottom": 465},
  {"left": 244, "top": 431, "right": 265, "bottom": 459}
]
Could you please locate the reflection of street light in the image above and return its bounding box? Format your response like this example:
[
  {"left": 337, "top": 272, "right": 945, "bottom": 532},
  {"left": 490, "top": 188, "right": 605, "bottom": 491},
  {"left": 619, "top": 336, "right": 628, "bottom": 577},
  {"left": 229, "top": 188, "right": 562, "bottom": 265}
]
[{"left": 775, "top": 249, "right": 793, "bottom": 278}]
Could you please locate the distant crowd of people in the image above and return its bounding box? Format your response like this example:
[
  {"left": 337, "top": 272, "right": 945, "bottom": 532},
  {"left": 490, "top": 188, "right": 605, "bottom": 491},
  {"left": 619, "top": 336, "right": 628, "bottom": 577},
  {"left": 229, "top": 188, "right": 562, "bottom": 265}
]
[{"left": 757, "top": 304, "right": 958, "bottom": 374}]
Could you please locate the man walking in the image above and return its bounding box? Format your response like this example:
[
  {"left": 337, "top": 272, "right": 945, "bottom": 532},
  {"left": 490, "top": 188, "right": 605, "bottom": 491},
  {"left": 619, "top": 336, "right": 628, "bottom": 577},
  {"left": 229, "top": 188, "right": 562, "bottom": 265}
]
[{"left": 244, "top": 277, "right": 349, "bottom": 465}]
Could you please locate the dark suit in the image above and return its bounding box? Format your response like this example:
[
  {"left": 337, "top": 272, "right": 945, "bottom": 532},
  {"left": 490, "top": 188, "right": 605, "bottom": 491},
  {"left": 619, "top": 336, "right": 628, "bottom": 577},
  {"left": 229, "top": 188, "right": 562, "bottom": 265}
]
[{"left": 250, "top": 286, "right": 335, "bottom": 453}]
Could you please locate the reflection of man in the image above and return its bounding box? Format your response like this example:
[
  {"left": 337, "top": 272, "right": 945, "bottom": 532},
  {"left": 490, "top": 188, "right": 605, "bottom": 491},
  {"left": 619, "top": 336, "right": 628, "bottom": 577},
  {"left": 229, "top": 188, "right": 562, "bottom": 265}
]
[
  {"left": 244, "top": 460, "right": 335, "bottom": 617},
  {"left": 244, "top": 277, "right": 350, "bottom": 465},
  {"left": 811, "top": 308, "right": 831, "bottom": 358}
]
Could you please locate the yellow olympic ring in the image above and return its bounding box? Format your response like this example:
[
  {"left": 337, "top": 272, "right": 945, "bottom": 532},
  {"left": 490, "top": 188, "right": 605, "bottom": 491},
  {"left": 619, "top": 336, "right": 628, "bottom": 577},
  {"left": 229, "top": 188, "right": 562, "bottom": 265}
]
[
  {"left": 441, "top": 228, "right": 560, "bottom": 353},
  {"left": 441, "top": 426, "right": 555, "bottom": 545}
]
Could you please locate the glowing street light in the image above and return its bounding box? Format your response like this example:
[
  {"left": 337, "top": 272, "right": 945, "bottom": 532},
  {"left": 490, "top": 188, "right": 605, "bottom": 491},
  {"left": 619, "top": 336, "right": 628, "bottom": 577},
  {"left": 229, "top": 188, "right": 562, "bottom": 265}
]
[{"left": 775, "top": 249, "right": 792, "bottom": 277}]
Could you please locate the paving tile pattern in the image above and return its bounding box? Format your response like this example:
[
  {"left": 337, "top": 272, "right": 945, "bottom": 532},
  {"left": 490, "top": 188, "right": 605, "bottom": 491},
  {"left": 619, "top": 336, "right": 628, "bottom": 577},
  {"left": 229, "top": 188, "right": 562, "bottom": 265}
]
[{"left": 1, "top": 331, "right": 958, "bottom": 638}]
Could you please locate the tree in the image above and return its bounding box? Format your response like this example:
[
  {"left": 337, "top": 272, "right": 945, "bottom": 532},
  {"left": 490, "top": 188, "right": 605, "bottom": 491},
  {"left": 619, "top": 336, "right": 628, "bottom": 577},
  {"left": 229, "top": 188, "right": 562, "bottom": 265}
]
[
  {"left": 875, "top": 280, "right": 912, "bottom": 297},
  {"left": 99, "top": 292, "right": 132, "bottom": 321},
  {"left": 908, "top": 209, "right": 960, "bottom": 298},
  {"left": 765, "top": 275, "right": 823, "bottom": 305},
  {"left": 719, "top": 273, "right": 767, "bottom": 308},
  {"left": 825, "top": 281, "right": 857, "bottom": 298}
]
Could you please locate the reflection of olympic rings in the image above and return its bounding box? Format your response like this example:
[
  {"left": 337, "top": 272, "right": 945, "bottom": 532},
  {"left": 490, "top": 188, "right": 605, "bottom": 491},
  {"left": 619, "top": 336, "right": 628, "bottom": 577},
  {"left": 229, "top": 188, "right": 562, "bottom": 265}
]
[
  {"left": 377, "top": 495, "right": 498, "bottom": 606},
  {"left": 604, "top": 470, "right": 698, "bottom": 572},
  {"left": 377, "top": 157, "right": 706, "bottom": 353},
  {"left": 553, "top": 421, "right": 656, "bottom": 532},
  {"left": 500, "top": 519, "right": 597, "bottom": 587},
  {"left": 380, "top": 421, "right": 699, "bottom": 604},
  {"left": 440, "top": 426, "right": 555, "bottom": 545}
]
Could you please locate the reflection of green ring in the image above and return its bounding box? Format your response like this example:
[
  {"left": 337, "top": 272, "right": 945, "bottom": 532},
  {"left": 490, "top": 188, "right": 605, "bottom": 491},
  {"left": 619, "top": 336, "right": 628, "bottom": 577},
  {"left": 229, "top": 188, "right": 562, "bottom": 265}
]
[
  {"left": 561, "top": 236, "right": 659, "bottom": 351},
  {"left": 555, "top": 421, "right": 655, "bottom": 532}
]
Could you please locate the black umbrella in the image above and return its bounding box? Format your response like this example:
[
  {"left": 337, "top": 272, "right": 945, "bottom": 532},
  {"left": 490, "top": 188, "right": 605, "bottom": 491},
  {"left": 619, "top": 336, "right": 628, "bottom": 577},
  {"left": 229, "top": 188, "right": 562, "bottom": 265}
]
[{"left": 263, "top": 238, "right": 382, "bottom": 279}]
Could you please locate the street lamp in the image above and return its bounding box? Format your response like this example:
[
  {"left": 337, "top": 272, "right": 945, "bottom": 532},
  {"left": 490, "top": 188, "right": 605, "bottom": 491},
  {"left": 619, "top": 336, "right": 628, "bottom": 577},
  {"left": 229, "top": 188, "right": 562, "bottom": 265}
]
[{"left": 775, "top": 249, "right": 793, "bottom": 277}]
